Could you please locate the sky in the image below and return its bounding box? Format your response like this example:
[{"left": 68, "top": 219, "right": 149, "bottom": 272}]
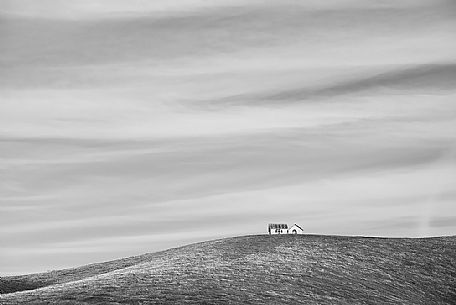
[{"left": 1, "top": 0, "right": 456, "bottom": 275}]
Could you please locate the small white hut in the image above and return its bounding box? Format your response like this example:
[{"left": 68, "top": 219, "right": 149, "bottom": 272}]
[
  {"left": 268, "top": 223, "right": 288, "bottom": 235},
  {"left": 288, "top": 224, "right": 303, "bottom": 234}
]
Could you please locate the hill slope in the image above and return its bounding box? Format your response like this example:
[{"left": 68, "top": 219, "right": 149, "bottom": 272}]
[{"left": 1, "top": 235, "right": 455, "bottom": 304}]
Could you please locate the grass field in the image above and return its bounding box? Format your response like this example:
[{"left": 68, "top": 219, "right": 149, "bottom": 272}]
[{"left": 1, "top": 235, "right": 455, "bottom": 304}]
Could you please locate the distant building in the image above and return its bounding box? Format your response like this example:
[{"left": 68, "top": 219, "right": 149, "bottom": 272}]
[
  {"left": 268, "top": 223, "right": 303, "bottom": 235},
  {"left": 288, "top": 224, "right": 303, "bottom": 234},
  {"left": 268, "top": 223, "right": 288, "bottom": 234}
]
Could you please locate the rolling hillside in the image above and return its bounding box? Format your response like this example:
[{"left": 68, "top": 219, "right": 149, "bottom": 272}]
[{"left": 1, "top": 235, "right": 455, "bottom": 304}]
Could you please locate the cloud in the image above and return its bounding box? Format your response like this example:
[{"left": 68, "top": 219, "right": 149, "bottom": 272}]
[
  {"left": 430, "top": 216, "right": 456, "bottom": 228},
  {"left": 1, "top": 0, "right": 456, "bottom": 275},
  {"left": 193, "top": 64, "right": 456, "bottom": 108},
  {"left": 1, "top": 0, "right": 448, "bottom": 19},
  {"left": 1, "top": 0, "right": 454, "bottom": 69},
  {"left": 262, "top": 64, "right": 456, "bottom": 101}
]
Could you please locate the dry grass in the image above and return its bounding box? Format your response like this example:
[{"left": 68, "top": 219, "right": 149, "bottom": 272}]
[{"left": 1, "top": 235, "right": 455, "bottom": 304}]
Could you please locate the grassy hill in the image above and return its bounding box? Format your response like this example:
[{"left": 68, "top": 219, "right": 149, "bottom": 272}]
[{"left": 1, "top": 235, "right": 455, "bottom": 304}]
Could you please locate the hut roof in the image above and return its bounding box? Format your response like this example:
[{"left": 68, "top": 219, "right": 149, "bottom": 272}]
[
  {"left": 290, "top": 224, "right": 303, "bottom": 230},
  {"left": 268, "top": 223, "right": 288, "bottom": 229}
]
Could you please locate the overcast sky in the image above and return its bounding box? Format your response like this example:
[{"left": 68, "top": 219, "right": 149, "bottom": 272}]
[{"left": 1, "top": 0, "right": 456, "bottom": 275}]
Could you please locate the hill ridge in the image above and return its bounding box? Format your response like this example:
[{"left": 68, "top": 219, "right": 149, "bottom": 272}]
[{"left": 1, "top": 234, "right": 455, "bottom": 304}]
